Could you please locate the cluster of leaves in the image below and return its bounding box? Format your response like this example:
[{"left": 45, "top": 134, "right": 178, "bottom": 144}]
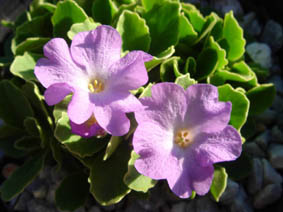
[{"left": 0, "top": 0, "right": 275, "bottom": 210}]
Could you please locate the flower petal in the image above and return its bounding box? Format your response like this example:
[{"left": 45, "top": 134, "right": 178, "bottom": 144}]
[
  {"left": 67, "top": 91, "right": 93, "bottom": 124},
  {"left": 70, "top": 25, "right": 121, "bottom": 78},
  {"left": 34, "top": 38, "right": 86, "bottom": 88},
  {"left": 44, "top": 83, "right": 73, "bottom": 106},
  {"left": 135, "top": 83, "right": 187, "bottom": 130},
  {"left": 185, "top": 84, "right": 232, "bottom": 133},
  {"left": 94, "top": 105, "right": 130, "bottom": 136},
  {"left": 193, "top": 125, "right": 242, "bottom": 167},
  {"left": 70, "top": 120, "right": 105, "bottom": 138},
  {"left": 108, "top": 51, "right": 152, "bottom": 91},
  {"left": 133, "top": 121, "right": 175, "bottom": 179}
]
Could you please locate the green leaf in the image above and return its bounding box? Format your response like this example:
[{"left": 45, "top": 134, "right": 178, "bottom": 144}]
[
  {"left": 15, "top": 37, "right": 49, "bottom": 55},
  {"left": 139, "top": 83, "right": 153, "bottom": 98},
  {"left": 182, "top": 5, "right": 205, "bottom": 33},
  {"left": 92, "top": 0, "right": 117, "bottom": 25},
  {"left": 175, "top": 73, "right": 197, "bottom": 89},
  {"left": 144, "top": 1, "right": 181, "bottom": 55},
  {"left": 14, "top": 136, "right": 41, "bottom": 151},
  {"left": 195, "top": 48, "right": 218, "bottom": 81},
  {"left": 75, "top": 0, "right": 94, "bottom": 16},
  {"left": 52, "top": 0, "right": 88, "bottom": 39},
  {"left": 145, "top": 46, "right": 175, "bottom": 71},
  {"left": 117, "top": 10, "right": 151, "bottom": 52},
  {"left": 0, "top": 80, "right": 34, "bottom": 128},
  {"left": 160, "top": 56, "right": 181, "bottom": 82},
  {"left": 222, "top": 11, "right": 246, "bottom": 61},
  {"left": 56, "top": 173, "right": 89, "bottom": 211},
  {"left": 103, "top": 136, "right": 122, "bottom": 161},
  {"left": 0, "top": 57, "right": 12, "bottom": 67},
  {"left": 24, "top": 117, "right": 41, "bottom": 136},
  {"left": 10, "top": 52, "right": 41, "bottom": 81},
  {"left": 50, "top": 138, "right": 63, "bottom": 170},
  {"left": 124, "top": 151, "right": 156, "bottom": 192},
  {"left": 246, "top": 84, "right": 276, "bottom": 115},
  {"left": 184, "top": 56, "right": 196, "bottom": 76},
  {"left": 141, "top": 0, "right": 166, "bottom": 12},
  {"left": 218, "top": 84, "right": 250, "bottom": 130},
  {"left": 178, "top": 13, "right": 198, "bottom": 46},
  {"left": 0, "top": 153, "right": 45, "bottom": 201},
  {"left": 67, "top": 18, "right": 100, "bottom": 40},
  {"left": 210, "top": 166, "right": 227, "bottom": 202},
  {"left": 54, "top": 111, "right": 107, "bottom": 157},
  {"left": 89, "top": 140, "right": 131, "bottom": 205},
  {"left": 205, "top": 36, "right": 228, "bottom": 70}
]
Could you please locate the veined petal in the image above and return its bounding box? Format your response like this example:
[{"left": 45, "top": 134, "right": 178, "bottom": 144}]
[
  {"left": 109, "top": 51, "right": 152, "bottom": 91},
  {"left": 34, "top": 38, "right": 87, "bottom": 89},
  {"left": 185, "top": 84, "right": 232, "bottom": 133},
  {"left": 70, "top": 120, "right": 105, "bottom": 138},
  {"left": 71, "top": 25, "right": 121, "bottom": 78},
  {"left": 135, "top": 83, "right": 187, "bottom": 130},
  {"left": 193, "top": 125, "right": 242, "bottom": 167},
  {"left": 67, "top": 91, "right": 93, "bottom": 124},
  {"left": 44, "top": 83, "right": 73, "bottom": 106}
]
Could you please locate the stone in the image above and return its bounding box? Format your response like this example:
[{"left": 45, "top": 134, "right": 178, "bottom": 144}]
[
  {"left": 27, "top": 199, "right": 56, "bottom": 212},
  {"left": 246, "top": 42, "right": 272, "bottom": 69},
  {"left": 269, "top": 75, "right": 283, "bottom": 95},
  {"left": 27, "top": 180, "right": 48, "bottom": 199},
  {"left": 247, "top": 158, "right": 264, "bottom": 194},
  {"left": 271, "top": 126, "right": 283, "bottom": 143},
  {"left": 253, "top": 184, "right": 282, "bottom": 209},
  {"left": 268, "top": 144, "right": 283, "bottom": 169},
  {"left": 219, "top": 179, "right": 240, "bottom": 204},
  {"left": 102, "top": 205, "right": 115, "bottom": 211},
  {"left": 256, "top": 109, "right": 276, "bottom": 126},
  {"left": 230, "top": 186, "right": 253, "bottom": 212},
  {"left": 14, "top": 191, "right": 32, "bottom": 211},
  {"left": 242, "top": 12, "right": 261, "bottom": 36},
  {"left": 210, "top": 0, "right": 243, "bottom": 16},
  {"left": 88, "top": 206, "right": 101, "bottom": 212},
  {"left": 262, "top": 158, "right": 283, "bottom": 185},
  {"left": 271, "top": 95, "right": 283, "bottom": 113},
  {"left": 243, "top": 142, "right": 265, "bottom": 158},
  {"left": 195, "top": 196, "right": 220, "bottom": 212},
  {"left": 125, "top": 202, "right": 147, "bottom": 212},
  {"left": 74, "top": 207, "right": 86, "bottom": 212},
  {"left": 254, "top": 131, "right": 270, "bottom": 150},
  {"left": 261, "top": 20, "right": 283, "bottom": 52},
  {"left": 46, "top": 185, "right": 56, "bottom": 204},
  {"left": 171, "top": 202, "right": 186, "bottom": 212}
]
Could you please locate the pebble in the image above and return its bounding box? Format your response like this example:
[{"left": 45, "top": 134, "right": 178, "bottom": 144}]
[
  {"left": 254, "top": 131, "right": 270, "bottom": 150},
  {"left": 253, "top": 184, "right": 282, "bottom": 209},
  {"left": 230, "top": 186, "right": 253, "bottom": 212},
  {"left": 195, "top": 196, "right": 220, "bottom": 212},
  {"left": 262, "top": 158, "right": 283, "bottom": 185},
  {"left": 268, "top": 75, "right": 283, "bottom": 95},
  {"left": 14, "top": 191, "right": 33, "bottom": 211},
  {"left": 271, "top": 95, "right": 283, "bottom": 113},
  {"left": 219, "top": 179, "right": 240, "bottom": 204},
  {"left": 247, "top": 158, "right": 263, "bottom": 194},
  {"left": 88, "top": 206, "right": 101, "bottom": 212},
  {"left": 243, "top": 142, "right": 265, "bottom": 158},
  {"left": 268, "top": 144, "right": 283, "bottom": 169},
  {"left": 246, "top": 42, "right": 272, "bottom": 69},
  {"left": 256, "top": 109, "right": 276, "bottom": 126},
  {"left": 271, "top": 126, "right": 283, "bottom": 143},
  {"left": 261, "top": 20, "right": 283, "bottom": 52},
  {"left": 210, "top": 0, "right": 243, "bottom": 16},
  {"left": 27, "top": 179, "right": 48, "bottom": 199},
  {"left": 171, "top": 202, "right": 186, "bottom": 212},
  {"left": 242, "top": 12, "right": 261, "bottom": 36},
  {"left": 27, "top": 199, "right": 56, "bottom": 212}
]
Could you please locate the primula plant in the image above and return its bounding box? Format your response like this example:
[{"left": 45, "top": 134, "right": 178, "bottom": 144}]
[{"left": 0, "top": 0, "right": 276, "bottom": 210}]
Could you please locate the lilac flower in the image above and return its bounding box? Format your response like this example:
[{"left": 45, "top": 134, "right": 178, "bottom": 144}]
[
  {"left": 133, "top": 83, "right": 242, "bottom": 198},
  {"left": 35, "top": 25, "right": 152, "bottom": 137}
]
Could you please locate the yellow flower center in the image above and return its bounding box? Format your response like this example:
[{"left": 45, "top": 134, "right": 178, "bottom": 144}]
[
  {"left": 85, "top": 115, "right": 97, "bottom": 128},
  {"left": 88, "top": 79, "right": 104, "bottom": 93},
  {"left": 174, "top": 129, "right": 192, "bottom": 148}
]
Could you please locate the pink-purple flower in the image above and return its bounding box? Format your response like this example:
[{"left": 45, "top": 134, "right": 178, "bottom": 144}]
[
  {"left": 35, "top": 25, "right": 152, "bottom": 137},
  {"left": 132, "top": 83, "right": 242, "bottom": 198}
]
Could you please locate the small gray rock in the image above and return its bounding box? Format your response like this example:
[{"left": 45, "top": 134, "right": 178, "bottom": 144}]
[
  {"left": 230, "top": 187, "right": 253, "bottom": 212},
  {"left": 247, "top": 158, "right": 264, "bottom": 194},
  {"left": 125, "top": 202, "right": 147, "bottom": 212},
  {"left": 261, "top": 20, "right": 283, "bottom": 52},
  {"left": 269, "top": 75, "right": 283, "bottom": 95},
  {"left": 262, "top": 158, "right": 283, "bottom": 185},
  {"left": 254, "top": 131, "right": 270, "bottom": 150},
  {"left": 253, "top": 184, "right": 282, "bottom": 209},
  {"left": 14, "top": 191, "right": 33, "bottom": 211},
  {"left": 271, "top": 126, "right": 283, "bottom": 143},
  {"left": 256, "top": 109, "right": 276, "bottom": 126},
  {"left": 102, "top": 205, "right": 115, "bottom": 211},
  {"left": 171, "top": 202, "right": 186, "bottom": 212},
  {"left": 74, "top": 207, "right": 86, "bottom": 212},
  {"left": 246, "top": 42, "right": 272, "bottom": 69},
  {"left": 185, "top": 200, "right": 196, "bottom": 212},
  {"left": 27, "top": 199, "right": 56, "bottom": 212},
  {"left": 242, "top": 12, "right": 261, "bottom": 36},
  {"left": 271, "top": 95, "right": 283, "bottom": 113},
  {"left": 210, "top": 0, "right": 243, "bottom": 16},
  {"left": 243, "top": 142, "right": 265, "bottom": 158},
  {"left": 268, "top": 144, "right": 283, "bottom": 169},
  {"left": 219, "top": 179, "right": 240, "bottom": 204},
  {"left": 46, "top": 185, "right": 56, "bottom": 204},
  {"left": 195, "top": 196, "right": 220, "bottom": 212},
  {"left": 88, "top": 206, "right": 101, "bottom": 212}
]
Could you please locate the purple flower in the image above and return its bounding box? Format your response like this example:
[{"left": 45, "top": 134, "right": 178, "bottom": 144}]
[
  {"left": 132, "top": 83, "right": 242, "bottom": 198},
  {"left": 35, "top": 25, "right": 152, "bottom": 137}
]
